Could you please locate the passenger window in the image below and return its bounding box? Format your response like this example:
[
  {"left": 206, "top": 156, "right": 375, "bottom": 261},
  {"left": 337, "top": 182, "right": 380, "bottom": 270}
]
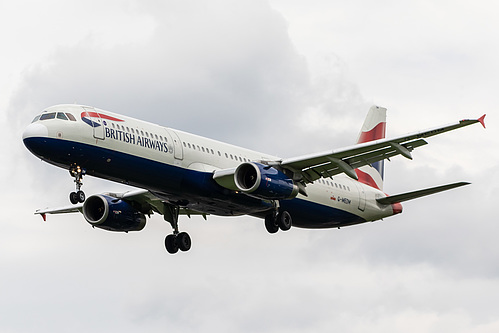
[
  {"left": 65, "top": 113, "right": 76, "bottom": 121},
  {"left": 202, "top": 147, "right": 205, "bottom": 152},
  {"left": 218, "top": 151, "right": 221, "bottom": 156},
  {"left": 183, "top": 142, "right": 186, "bottom": 147},
  {"left": 39, "top": 113, "right": 56, "bottom": 120},
  {"left": 145, "top": 132, "right": 149, "bottom": 137}
]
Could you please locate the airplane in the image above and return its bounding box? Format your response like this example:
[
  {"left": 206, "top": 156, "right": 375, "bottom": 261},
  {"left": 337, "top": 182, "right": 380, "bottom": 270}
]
[{"left": 22, "top": 104, "right": 486, "bottom": 254}]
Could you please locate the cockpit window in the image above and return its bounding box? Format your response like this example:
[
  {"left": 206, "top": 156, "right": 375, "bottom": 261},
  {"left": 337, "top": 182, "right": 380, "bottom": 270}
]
[
  {"left": 56, "top": 112, "right": 68, "bottom": 120},
  {"left": 31, "top": 115, "right": 41, "bottom": 123},
  {"left": 39, "top": 113, "right": 56, "bottom": 120},
  {"left": 66, "top": 113, "right": 76, "bottom": 121}
]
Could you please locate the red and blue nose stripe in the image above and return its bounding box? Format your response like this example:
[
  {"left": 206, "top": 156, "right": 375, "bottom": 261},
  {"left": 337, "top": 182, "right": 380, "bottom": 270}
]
[{"left": 81, "top": 112, "right": 124, "bottom": 127}]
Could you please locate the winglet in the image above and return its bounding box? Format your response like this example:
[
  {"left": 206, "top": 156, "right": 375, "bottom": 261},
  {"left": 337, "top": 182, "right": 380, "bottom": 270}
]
[{"left": 478, "top": 114, "right": 486, "bottom": 129}]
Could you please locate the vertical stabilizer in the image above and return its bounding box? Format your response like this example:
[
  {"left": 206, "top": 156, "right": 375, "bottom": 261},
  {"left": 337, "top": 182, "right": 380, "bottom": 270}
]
[{"left": 355, "top": 106, "right": 387, "bottom": 190}]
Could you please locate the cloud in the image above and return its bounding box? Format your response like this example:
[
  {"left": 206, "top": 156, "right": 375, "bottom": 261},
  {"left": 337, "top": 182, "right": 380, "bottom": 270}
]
[
  {"left": 3, "top": 0, "right": 499, "bottom": 332},
  {"left": 9, "top": 0, "right": 313, "bottom": 152}
]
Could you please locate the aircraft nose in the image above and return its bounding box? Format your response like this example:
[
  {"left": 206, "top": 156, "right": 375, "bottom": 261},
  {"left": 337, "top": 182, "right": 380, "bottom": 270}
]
[
  {"left": 23, "top": 122, "right": 49, "bottom": 156},
  {"left": 22, "top": 122, "right": 48, "bottom": 140}
]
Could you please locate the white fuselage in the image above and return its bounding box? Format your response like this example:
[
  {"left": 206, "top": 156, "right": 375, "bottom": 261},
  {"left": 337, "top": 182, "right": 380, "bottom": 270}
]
[{"left": 23, "top": 104, "right": 400, "bottom": 228}]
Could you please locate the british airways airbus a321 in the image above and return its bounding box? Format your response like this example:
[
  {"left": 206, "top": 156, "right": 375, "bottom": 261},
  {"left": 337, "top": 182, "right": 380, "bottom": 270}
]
[{"left": 22, "top": 105, "right": 486, "bottom": 254}]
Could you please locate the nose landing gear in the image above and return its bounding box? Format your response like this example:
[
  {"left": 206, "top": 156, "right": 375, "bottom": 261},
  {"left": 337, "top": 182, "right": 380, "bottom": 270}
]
[{"left": 69, "top": 164, "right": 86, "bottom": 204}]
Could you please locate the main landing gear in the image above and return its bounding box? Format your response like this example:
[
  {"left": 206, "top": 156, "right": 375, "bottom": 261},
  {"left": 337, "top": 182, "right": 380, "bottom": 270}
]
[
  {"left": 69, "top": 164, "right": 86, "bottom": 204},
  {"left": 163, "top": 203, "right": 191, "bottom": 254},
  {"left": 264, "top": 210, "right": 292, "bottom": 234}
]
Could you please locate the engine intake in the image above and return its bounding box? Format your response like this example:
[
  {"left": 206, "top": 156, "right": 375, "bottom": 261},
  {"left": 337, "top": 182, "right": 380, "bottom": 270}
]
[
  {"left": 234, "top": 162, "right": 298, "bottom": 200},
  {"left": 82, "top": 194, "right": 146, "bottom": 232}
]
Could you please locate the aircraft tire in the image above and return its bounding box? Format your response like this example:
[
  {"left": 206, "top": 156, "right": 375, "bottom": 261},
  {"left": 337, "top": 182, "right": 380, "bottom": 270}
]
[
  {"left": 264, "top": 214, "right": 279, "bottom": 234},
  {"left": 177, "top": 232, "right": 191, "bottom": 252},
  {"left": 70, "top": 192, "right": 79, "bottom": 205},
  {"left": 165, "top": 234, "right": 179, "bottom": 254},
  {"left": 277, "top": 211, "right": 292, "bottom": 231},
  {"left": 77, "top": 190, "right": 85, "bottom": 203}
]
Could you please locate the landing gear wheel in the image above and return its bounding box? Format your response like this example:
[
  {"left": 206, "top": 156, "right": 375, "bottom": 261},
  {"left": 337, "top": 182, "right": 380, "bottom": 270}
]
[
  {"left": 162, "top": 203, "right": 191, "bottom": 254},
  {"left": 69, "top": 192, "right": 79, "bottom": 205},
  {"left": 165, "top": 234, "right": 179, "bottom": 254},
  {"left": 177, "top": 232, "right": 192, "bottom": 252},
  {"left": 76, "top": 190, "right": 85, "bottom": 203},
  {"left": 265, "top": 214, "right": 279, "bottom": 234},
  {"left": 277, "top": 211, "right": 292, "bottom": 231}
]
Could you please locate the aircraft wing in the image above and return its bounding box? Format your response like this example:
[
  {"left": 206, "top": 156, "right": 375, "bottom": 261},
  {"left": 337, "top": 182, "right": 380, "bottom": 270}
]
[
  {"left": 35, "top": 189, "right": 207, "bottom": 220},
  {"left": 273, "top": 116, "right": 485, "bottom": 184}
]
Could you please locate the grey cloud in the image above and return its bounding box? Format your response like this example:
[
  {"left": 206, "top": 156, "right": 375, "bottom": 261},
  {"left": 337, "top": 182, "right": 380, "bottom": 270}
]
[
  {"left": 10, "top": 0, "right": 371, "bottom": 158},
  {"left": 5, "top": 1, "right": 498, "bottom": 332},
  {"left": 10, "top": 0, "right": 312, "bottom": 154}
]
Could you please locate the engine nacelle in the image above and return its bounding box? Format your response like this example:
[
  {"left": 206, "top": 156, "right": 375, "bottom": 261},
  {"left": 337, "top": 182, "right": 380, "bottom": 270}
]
[
  {"left": 234, "top": 162, "right": 298, "bottom": 200},
  {"left": 82, "top": 194, "right": 146, "bottom": 232}
]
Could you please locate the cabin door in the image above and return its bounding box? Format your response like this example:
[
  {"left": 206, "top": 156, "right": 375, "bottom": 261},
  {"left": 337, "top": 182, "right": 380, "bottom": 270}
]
[
  {"left": 354, "top": 181, "right": 366, "bottom": 211},
  {"left": 164, "top": 128, "right": 183, "bottom": 160},
  {"left": 82, "top": 106, "right": 105, "bottom": 140}
]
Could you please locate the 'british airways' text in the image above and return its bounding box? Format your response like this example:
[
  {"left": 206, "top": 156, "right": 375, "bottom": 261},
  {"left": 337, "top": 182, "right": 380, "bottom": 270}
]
[{"left": 105, "top": 127, "right": 169, "bottom": 153}]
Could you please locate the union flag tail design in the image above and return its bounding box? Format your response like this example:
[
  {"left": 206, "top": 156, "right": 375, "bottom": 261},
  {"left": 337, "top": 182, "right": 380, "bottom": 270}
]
[{"left": 355, "top": 106, "right": 387, "bottom": 190}]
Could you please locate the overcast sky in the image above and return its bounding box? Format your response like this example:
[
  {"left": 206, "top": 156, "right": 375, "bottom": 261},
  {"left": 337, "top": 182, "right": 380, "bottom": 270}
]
[{"left": 1, "top": 1, "right": 498, "bottom": 332}]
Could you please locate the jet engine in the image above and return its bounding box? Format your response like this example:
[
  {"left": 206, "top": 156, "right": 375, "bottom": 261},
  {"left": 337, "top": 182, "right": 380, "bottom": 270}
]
[
  {"left": 82, "top": 194, "right": 146, "bottom": 232},
  {"left": 234, "top": 162, "right": 298, "bottom": 200}
]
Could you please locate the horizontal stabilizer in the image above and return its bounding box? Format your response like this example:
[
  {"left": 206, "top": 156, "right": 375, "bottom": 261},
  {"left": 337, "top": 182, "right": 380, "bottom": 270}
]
[{"left": 376, "top": 182, "right": 470, "bottom": 205}]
